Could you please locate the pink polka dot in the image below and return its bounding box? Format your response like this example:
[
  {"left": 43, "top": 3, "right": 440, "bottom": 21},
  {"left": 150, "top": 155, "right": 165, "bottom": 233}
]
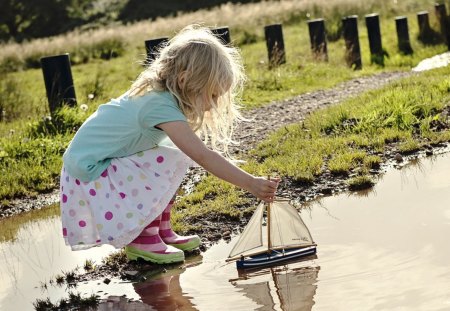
[
  {"left": 96, "top": 239, "right": 101, "bottom": 243},
  {"left": 101, "top": 169, "right": 108, "bottom": 177},
  {"left": 89, "top": 189, "right": 96, "bottom": 196},
  {"left": 119, "top": 181, "right": 124, "bottom": 186},
  {"left": 119, "top": 192, "right": 126, "bottom": 199},
  {"left": 157, "top": 156, "right": 164, "bottom": 163},
  {"left": 105, "top": 211, "right": 113, "bottom": 220},
  {"left": 132, "top": 189, "right": 139, "bottom": 197},
  {"left": 112, "top": 165, "right": 117, "bottom": 172},
  {"left": 79, "top": 220, "right": 86, "bottom": 227},
  {"left": 117, "top": 223, "right": 124, "bottom": 230},
  {"left": 110, "top": 184, "right": 115, "bottom": 191},
  {"left": 69, "top": 209, "right": 76, "bottom": 217},
  {"left": 62, "top": 194, "right": 68, "bottom": 203},
  {"left": 145, "top": 185, "right": 152, "bottom": 190},
  {"left": 62, "top": 228, "right": 67, "bottom": 236},
  {"left": 143, "top": 162, "right": 151, "bottom": 168},
  {"left": 75, "top": 179, "right": 80, "bottom": 185}
]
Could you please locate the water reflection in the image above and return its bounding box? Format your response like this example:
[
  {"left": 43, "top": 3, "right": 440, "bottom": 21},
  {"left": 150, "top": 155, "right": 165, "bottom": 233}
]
[
  {"left": 134, "top": 274, "right": 196, "bottom": 310},
  {"left": 231, "top": 262, "right": 319, "bottom": 311},
  {"left": 3, "top": 153, "right": 450, "bottom": 310},
  {"left": 0, "top": 204, "right": 116, "bottom": 310}
]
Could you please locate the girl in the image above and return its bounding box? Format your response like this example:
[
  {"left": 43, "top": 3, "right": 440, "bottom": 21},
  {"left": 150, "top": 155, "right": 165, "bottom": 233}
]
[{"left": 60, "top": 25, "right": 279, "bottom": 264}]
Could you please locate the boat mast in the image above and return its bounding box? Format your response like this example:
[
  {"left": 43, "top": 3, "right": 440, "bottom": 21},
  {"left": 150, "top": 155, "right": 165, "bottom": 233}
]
[
  {"left": 267, "top": 175, "right": 272, "bottom": 253},
  {"left": 267, "top": 201, "right": 272, "bottom": 253}
]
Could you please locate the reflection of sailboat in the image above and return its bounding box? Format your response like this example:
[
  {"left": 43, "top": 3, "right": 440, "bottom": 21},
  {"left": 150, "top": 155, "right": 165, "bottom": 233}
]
[
  {"left": 227, "top": 200, "right": 317, "bottom": 269},
  {"left": 230, "top": 264, "right": 319, "bottom": 311}
]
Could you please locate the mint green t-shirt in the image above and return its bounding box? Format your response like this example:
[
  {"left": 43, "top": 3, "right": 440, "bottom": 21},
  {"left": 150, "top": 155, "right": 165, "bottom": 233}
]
[{"left": 63, "top": 90, "right": 187, "bottom": 182}]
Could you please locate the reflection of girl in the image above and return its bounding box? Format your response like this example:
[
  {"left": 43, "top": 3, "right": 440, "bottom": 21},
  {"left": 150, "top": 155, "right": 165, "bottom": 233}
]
[
  {"left": 59, "top": 25, "right": 279, "bottom": 264},
  {"left": 134, "top": 275, "right": 195, "bottom": 311}
]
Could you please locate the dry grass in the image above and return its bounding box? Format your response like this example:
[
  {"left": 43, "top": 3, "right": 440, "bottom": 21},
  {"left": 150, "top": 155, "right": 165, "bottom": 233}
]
[{"left": 0, "top": 0, "right": 433, "bottom": 68}]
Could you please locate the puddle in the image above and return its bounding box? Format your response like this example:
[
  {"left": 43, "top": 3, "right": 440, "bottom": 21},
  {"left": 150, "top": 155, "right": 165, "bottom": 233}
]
[
  {"left": 2, "top": 153, "right": 450, "bottom": 310},
  {"left": 0, "top": 205, "right": 116, "bottom": 310}
]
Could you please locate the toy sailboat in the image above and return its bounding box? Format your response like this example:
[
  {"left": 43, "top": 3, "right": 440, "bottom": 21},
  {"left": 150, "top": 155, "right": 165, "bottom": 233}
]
[{"left": 227, "top": 199, "right": 317, "bottom": 269}]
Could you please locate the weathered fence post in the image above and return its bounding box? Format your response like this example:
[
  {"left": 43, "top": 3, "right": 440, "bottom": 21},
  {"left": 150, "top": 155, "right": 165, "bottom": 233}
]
[
  {"left": 40, "top": 54, "right": 77, "bottom": 115},
  {"left": 395, "top": 16, "right": 413, "bottom": 54},
  {"left": 417, "top": 10, "right": 441, "bottom": 44},
  {"left": 365, "top": 13, "right": 385, "bottom": 66},
  {"left": 264, "top": 24, "right": 286, "bottom": 67},
  {"left": 307, "top": 18, "right": 328, "bottom": 61},
  {"left": 342, "top": 15, "right": 362, "bottom": 70},
  {"left": 417, "top": 11, "right": 431, "bottom": 42},
  {"left": 212, "top": 26, "right": 231, "bottom": 45},
  {"left": 435, "top": 3, "right": 450, "bottom": 49},
  {"left": 145, "top": 37, "right": 169, "bottom": 64}
]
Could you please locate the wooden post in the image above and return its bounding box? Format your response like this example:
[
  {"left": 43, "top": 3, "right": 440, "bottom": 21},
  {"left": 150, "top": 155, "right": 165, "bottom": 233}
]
[
  {"left": 365, "top": 13, "right": 384, "bottom": 66},
  {"left": 264, "top": 24, "right": 286, "bottom": 67},
  {"left": 417, "top": 10, "right": 431, "bottom": 42},
  {"left": 307, "top": 18, "right": 328, "bottom": 61},
  {"left": 342, "top": 15, "right": 362, "bottom": 70},
  {"left": 395, "top": 16, "right": 413, "bottom": 54},
  {"left": 40, "top": 54, "right": 77, "bottom": 114},
  {"left": 145, "top": 37, "right": 169, "bottom": 64},
  {"left": 212, "top": 26, "right": 231, "bottom": 45},
  {"left": 435, "top": 3, "right": 450, "bottom": 49}
]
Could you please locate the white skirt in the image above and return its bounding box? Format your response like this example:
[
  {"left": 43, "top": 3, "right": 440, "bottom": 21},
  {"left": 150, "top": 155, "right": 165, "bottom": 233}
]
[{"left": 59, "top": 145, "right": 193, "bottom": 250}]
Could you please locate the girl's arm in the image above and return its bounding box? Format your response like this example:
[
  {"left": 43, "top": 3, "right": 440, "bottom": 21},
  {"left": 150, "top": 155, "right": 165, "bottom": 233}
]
[{"left": 157, "top": 121, "right": 279, "bottom": 202}]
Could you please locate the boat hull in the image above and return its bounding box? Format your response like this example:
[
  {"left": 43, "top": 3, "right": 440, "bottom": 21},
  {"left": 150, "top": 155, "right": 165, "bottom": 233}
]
[{"left": 236, "top": 246, "right": 317, "bottom": 269}]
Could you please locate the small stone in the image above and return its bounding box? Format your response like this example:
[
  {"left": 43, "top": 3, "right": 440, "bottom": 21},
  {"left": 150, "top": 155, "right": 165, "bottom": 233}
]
[
  {"left": 103, "top": 278, "right": 111, "bottom": 284},
  {"left": 320, "top": 187, "right": 333, "bottom": 195},
  {"left": 425, "top": 150, "right": 433, "bottom": 156},
  {"left": 394, "top": 153, "right": 403, "bottom": 162},
  {"left": 123, "top": 270, "right": 139, "bottom": 278}
]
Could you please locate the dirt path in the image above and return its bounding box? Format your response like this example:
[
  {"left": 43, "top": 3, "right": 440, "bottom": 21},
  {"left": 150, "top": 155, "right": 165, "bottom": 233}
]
[
  {"left": 234, "top": 71, "right": 413, "bottom": 154},
  {"left": 0, "top": 71, "right": 413, "bottom": 219}
]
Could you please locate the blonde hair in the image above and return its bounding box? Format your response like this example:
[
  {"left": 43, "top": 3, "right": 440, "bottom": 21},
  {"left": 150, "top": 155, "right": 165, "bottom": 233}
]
[{"left": 129, "top": 25, "right": 246, "bottom": 155}]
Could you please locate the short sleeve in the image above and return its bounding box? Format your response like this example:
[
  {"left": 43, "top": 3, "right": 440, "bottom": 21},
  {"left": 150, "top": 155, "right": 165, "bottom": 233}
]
[{"left": 139, "top": 92, "right": 187, "bottom": 129}]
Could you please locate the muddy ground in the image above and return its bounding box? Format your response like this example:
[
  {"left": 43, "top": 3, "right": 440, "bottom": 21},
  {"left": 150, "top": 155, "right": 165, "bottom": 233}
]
[{"left": 5, "top": 70, "right": 449, "bottom": 284}]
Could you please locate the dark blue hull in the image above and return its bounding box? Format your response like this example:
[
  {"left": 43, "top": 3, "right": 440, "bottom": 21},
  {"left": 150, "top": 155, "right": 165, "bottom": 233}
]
[{"left": 236, "top": 246, "right": 317, "bottom": 269}]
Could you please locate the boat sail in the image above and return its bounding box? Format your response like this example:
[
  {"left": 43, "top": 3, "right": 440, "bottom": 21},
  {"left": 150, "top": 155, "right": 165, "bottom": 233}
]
[{"left": 227, "top": 199, "right": 317, "bottom": 269}]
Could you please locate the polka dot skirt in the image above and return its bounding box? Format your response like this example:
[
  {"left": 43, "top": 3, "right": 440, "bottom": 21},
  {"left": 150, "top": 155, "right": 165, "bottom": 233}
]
[{"left": 60, "top": 145, "right": 193, "bottom": 250}]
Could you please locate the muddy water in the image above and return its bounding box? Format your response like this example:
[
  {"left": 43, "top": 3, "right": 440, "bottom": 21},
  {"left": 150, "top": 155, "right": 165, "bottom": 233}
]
[
  {"left": 1, "top": 153, "right": 450, "bottom": 310},
  {"left": 0, "top": 207, "right": 116, "bottom": 310}
]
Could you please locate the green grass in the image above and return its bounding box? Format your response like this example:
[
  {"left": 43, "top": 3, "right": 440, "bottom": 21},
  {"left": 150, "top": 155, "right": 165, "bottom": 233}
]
[{"left": 1, "top": 0, "right": 450, "bottom": 232}]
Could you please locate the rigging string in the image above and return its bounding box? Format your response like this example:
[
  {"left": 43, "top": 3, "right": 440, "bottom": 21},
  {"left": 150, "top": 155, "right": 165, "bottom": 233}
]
[{"left": 273, "top": 201, "right": 284, "bottom": 249}]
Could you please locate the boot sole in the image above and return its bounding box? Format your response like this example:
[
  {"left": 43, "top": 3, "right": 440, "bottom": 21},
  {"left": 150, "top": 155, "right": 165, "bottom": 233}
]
[
  {"left": 169, "top": 236, "right": 201, "bottom": 251},
  {"left": 125, "top": 246, "right": 184, "bottom": 264}
]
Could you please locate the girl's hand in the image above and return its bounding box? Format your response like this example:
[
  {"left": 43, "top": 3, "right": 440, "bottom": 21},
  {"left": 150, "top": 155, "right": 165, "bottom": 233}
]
[{"left": 249, "top": 177, "right": 280, "bottom": 203}]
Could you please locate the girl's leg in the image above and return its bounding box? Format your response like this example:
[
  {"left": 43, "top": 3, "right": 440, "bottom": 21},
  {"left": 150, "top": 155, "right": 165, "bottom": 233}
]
[
  {"left": 125, "top": 215, "right": 184, "bottom": 264},
  {"left": 159, "top": 199, "right": 200, "bottom": 251}
]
